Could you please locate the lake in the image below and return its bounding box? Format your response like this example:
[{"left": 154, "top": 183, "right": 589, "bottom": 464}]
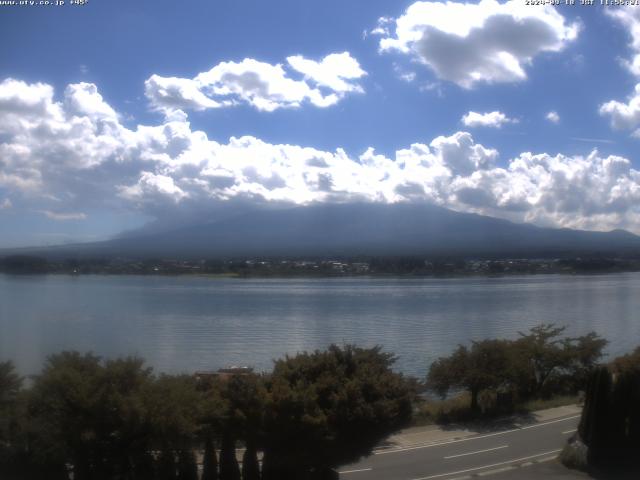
[{"left": 1, "top": 273, "right": 639, "bottom": 377}]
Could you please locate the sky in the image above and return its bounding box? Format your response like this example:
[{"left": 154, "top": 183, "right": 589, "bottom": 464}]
[{"left": 2, "top": 0, "right": 640, "bottom": 247}]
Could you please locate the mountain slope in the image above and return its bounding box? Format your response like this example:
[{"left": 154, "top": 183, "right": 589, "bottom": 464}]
[{"left": 6, "top": 203, "right": 640, "bottom": 259}]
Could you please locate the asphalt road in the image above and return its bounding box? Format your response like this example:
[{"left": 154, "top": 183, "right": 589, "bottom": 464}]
[{"left": 338, "top": 414, "right": 581, "bottom": 480}]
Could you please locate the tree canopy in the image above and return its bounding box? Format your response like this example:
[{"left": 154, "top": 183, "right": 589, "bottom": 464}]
[{"left": 428, "top": 325, "right": 608, "bottom": 412}]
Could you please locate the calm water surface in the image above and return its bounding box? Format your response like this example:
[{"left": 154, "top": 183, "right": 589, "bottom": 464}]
[{"left": 1, "top": 273, "right": 639, "bottom": 377}]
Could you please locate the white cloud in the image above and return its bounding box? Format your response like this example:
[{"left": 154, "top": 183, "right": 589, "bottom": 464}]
[
  {"left": 600, "top": 10, "right": 640, "bottom": 135},
  {"left": 461, "top": 111, "right": 516, "bottom": 128},
  {"left": 4, "top": 77, "right": 640, "bottom": 234},
  {"left": 40, "top": 210, "right": 87, "bottom": 221},
  {"left": 600, "top": 83, "right": 640, "bottom": 132},
  {"left": 144, "top": 75, "right": 226, "bottom": 112},
  {"left": 0, "top": 198, "right": 12, "bottom": 209},
  {"left": 286, "top": 52, "right": 366, "bottom": 93},
  {"left": 393, "top": 63, "right": 417, "bottom": 83},
  {"left": 370, "top": 16, "right": 393, "bottom": 37},
  {"left": 145, "top": 52, "right": 366, "bottom": 115},
  {"left": 377, "top": 0, "right": 579, "bottom": 88},
  {"left": 119, "top": 172, "right": 188, "bottom": 204},
  {"left": 606, "top": 7, "right": 640, "bottom": 76},
  {"left": 546, "top": 111, "right": 560, "bottom": 124}
]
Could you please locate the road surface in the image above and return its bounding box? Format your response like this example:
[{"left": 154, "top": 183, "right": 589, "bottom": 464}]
[{"left": 338, "top": 414, "right": 580, "bottom": 480}]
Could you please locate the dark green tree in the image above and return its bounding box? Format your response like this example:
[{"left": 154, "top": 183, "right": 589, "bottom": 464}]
[
  {"left": 27, "top": 352, "right": 161, "bottom": 479},
  {"left": 514, "top": 325, "right": 607, "bottom": 397},
  {"left": 515, "top": 324, "right": 569, "bottom": 396},
  {"left": 428, "top": 339, "right": 513, "bottom": 412},
  {"left": 27, "top": 351, "right": 105, "bottom": 479},
  {"left": 563, "top": 332, "right": 608, "bottom": 392},
  {"left": 241, "top": 442, "right": 260, "bottom": 480},
  {"left": 0, "top": 361, "right": 22, "bottom": 442},
  {"left": 157, "top": 449, "right": 177, "bottom": 480},
  {"left": 219, "top": 433, "right": 241, "bottom": 480},
  {"left": 263, "top": 344, "right": 413, "bottom": 478},
  {"left": 177, "top": 449, "right": 198, "bottom": 480},
  {"left": 0, "top": 361, "right": 25, "bottom": 479},
  {"left": 144, "top": 374, "right": 202, "bottom": 453},
  {"left": 218, "top": 373, "right": 265, "bottom": 480},
  {"left": 201, "top": 436, "right": 218, "bottom": 480}
]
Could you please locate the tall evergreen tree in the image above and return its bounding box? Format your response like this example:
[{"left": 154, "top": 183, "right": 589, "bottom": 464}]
[
  {"left": 156, "top": 449, "right": 177, "bottom": 480},
  {"left": 219, "top": 434, "right": 241, "bottom": 480},
  {"left": 241, "top": 441, "right": 260, "bottom": 480},
  {"left": 177, "top": 450, "right": 198, "bottom": 480},
  {"left": 201, "top": 436, "right": 218, "bottom": 480}
]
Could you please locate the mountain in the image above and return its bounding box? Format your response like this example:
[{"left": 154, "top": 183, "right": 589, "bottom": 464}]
[{"left": 5, "top": 203, "right": 640, "bottom": 259}]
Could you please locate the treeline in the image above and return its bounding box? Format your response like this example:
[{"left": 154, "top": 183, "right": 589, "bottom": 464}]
[
  {"left": 427, "top": 325, "right": 608, "bottom": 415},
  {"left": 1, "top": 328, "right": 637, "bottom": 479},
  {"left": 4, "top": 255, "right": 640, "bottom": 277},
  {"left": 0, "top": 346, "right": 414, "bottom": 480}
]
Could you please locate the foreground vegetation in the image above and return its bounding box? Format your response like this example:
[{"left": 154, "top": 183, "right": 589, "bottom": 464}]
[
  {"left": 1, "top": 325, "right": 637, "bottom": 479},
  {"left": 427, "top": 325, "right": 606, "bottom": 417},
  {"left": 561, "top": 347, "right": 640, "bottom": 475},
  {"left": 0, "top": 345, "right": 413, "bottom": 480}
]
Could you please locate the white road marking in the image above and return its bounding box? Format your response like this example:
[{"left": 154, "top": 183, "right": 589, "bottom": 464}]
[
  {"left": 375, "top": 415, "right": 580, "bottom": 455},
  {"left": 410, "top": 449, "right": 562, "bottom": 480},
  {"left": 562, "top": 429, "right": 577, "bottom": 434},
  {"left": 338, "top": 468, "right": 373, "bottom": 474},
  {"left": 444, "top": 445, "right": 508, "bottom": 459}
]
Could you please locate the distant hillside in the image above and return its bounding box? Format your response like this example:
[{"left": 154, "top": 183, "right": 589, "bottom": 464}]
[{"left": 4, "top": 203, "right": 640, "bottom": 259}]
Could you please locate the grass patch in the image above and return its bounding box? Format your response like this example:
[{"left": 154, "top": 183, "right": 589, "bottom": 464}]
[
  {"left": 412, "top": 393, "right": 581, "bottom": 427},
  {"left": 412, "top": 392, "right": 473, "bottom": 426},
  {"left": 517, "top": 395, "right": 581, "bottom": 413}
]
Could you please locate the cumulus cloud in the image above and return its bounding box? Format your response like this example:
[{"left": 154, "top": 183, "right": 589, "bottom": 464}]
[
  {"left": 461, "top": 111, "right": 516, "bottom": 128},
  {"left": 286, "top": 52, "right": 366, "bottom": 93},
  {"left": 546, "top": 111, "right": 560, "bottom": 124},
  {"left": 600, "top": 83, "right": 640, "bottom": 133},
  {"left": 4, "top": 77, "right": 640, "bottom": 234},
  {"left": 119, "top": 172, "right": 188, "bottom": 204},
  {"left": 606, "top": 7, "right": 640, "bottom": 76},
  {"left": 376, "top": 0, "right": 579, "bottom": 88},
  {"left": 145, "top": 52, "right": 366, "bottom": 115},
  {"left": 600, "top": 10, "right": 640, "bottom": 134}
]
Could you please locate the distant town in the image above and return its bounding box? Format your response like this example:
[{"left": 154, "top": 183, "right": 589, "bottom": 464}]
[{"left": 2, "top": 254, "right": 640, "bottom": 276}]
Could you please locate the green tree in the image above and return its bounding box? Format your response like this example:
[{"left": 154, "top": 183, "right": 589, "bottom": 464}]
[
  {"left": 241, "top": 443, "right": 260, "bottom": 480},
  {"left": 27, "top": 352, "right": 161, "bottom": 479},
  {"left": 563, "top": 332, "right": 608, "bottom": 391},
  {"left": 27, "top": 351, "right": 104, "bottom": 479},
  {"left": 219, "top": 433, "right": 241, "bottom": 480},
  {"left": 177, "top": 449, "right": 198, "bottom": 480},
  {"left": 428, "top": 339, "right": 514, "bottom": 412},
  {"left": 157, "top": 449, "right": 177, "bottom": 480},
  {"left": 218, "top": 373, "right": 265, "bottom": 480},
  {"left": 0, "top": 361, "right": 25, "bottom": 478},
  {"left": 201, "top": 436, "right": 218, "bottom": 480},
  {"left": 263, "top": 345, "right": 413, "bottom": 479},
  {"left": 144, "top": 374, "right": 202, "bottom": 452},
  {"left": 612, "top": 346, "right": 640, "bottom": 374},
  {"left": 514, "top": 325, "right": 607, "bottom": 397},
  {"left": 0, "top": 360, "right": 22, "bottom": 442},
  {"left": 515, "top": 324, "right": 569, "bottom": 396}
]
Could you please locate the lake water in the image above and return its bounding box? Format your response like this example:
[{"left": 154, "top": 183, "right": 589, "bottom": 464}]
[{"left": 1, "top": 273, "right": 639, "bottom": 377}]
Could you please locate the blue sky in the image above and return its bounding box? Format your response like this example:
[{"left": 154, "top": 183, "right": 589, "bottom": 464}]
[{"left": 2, "top": 0, "right": 640, "bottom": 247}]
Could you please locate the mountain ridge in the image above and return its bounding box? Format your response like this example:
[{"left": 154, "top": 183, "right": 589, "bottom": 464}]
[{"left": 3, "top": 203, "right": 640, "bottom": 260}]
